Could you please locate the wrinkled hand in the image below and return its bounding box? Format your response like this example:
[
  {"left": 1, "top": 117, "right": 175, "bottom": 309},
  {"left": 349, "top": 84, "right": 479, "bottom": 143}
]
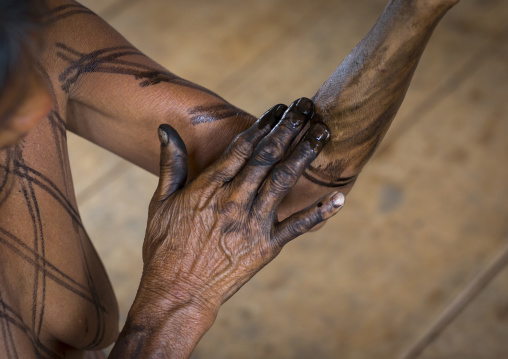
[{"left": 141, "top": 98, "right": 345, "bottom": 318}]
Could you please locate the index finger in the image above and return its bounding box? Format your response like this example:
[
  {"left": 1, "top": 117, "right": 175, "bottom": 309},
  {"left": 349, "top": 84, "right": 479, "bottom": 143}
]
[
  {"left": 195, "top": 104, "right": 287, "bottom": 189},
  {"left": 230, "top": 98, "right": 314, "bottom": 204}
]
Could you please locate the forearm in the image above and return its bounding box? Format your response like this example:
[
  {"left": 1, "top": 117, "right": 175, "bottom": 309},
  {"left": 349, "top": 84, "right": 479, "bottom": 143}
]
[
  {"left": 67, "top": 80, "right": 255, "bottom": 178},
  {"left": 307, "top": 0, "right": 459, "bottom": 184},
  {"left": 41, "top": 0, "right": 255, "bottom": 179},
  {"left": 61, "top": 11, "right": 256, "bottom": 178},
  {"left": 275, "top": 0, "right": 460, "bottom": 220}
]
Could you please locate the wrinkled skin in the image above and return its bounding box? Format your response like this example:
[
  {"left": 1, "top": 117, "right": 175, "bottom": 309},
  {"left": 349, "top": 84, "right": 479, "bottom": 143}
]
[
  {"left": 280, "top": 0, "right": 462, "bottom": 216},
  {"left": 0, "top": 0, "right": 461, "bottom": 357},
  {"left": 109, "top": 98, "right": 345, "bottom": 358}
]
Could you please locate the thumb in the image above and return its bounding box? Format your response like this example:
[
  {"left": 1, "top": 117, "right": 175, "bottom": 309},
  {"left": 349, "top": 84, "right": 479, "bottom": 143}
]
[{"left": 154, "top": 124, "right": 188, "bottom": 202}]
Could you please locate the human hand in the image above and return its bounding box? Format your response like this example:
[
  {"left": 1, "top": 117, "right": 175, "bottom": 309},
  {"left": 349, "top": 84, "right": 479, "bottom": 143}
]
[{"left": 140, "top": 98, "right": 345, "bottom": 318}]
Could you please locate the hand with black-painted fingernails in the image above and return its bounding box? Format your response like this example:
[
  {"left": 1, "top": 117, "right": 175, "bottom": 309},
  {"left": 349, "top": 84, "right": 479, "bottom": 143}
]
[{"left": 110, "top": 98, "right": 345, "bottom": 359}]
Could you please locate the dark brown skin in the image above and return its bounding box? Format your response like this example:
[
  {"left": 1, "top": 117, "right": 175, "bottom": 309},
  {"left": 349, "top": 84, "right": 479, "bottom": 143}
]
[
  {"left": 268, "top": 0, "right": 461, "bottom": 220},
  {"left": 110, "top": 102, "right": 344, "bottom": 358},
  {"left": 305, "top": 0, "right": 460, "bottom": 189},
  {"left": 0, "top": 0, "right": 459, "bottom": 357}
]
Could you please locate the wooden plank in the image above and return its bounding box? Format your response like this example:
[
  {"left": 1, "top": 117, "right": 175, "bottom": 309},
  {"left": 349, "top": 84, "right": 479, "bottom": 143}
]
[
  {"left": 67, "top": 1, "right": 508, "bottom": 357},
  {"left": 104, "top": 0, "right": 341, "bottom": 91},
  {"left": 404, "top": 242, "right": 508, "bottom": 359},
  {"left": 419, "top": 248, "right": 508, "bottom": 359}
]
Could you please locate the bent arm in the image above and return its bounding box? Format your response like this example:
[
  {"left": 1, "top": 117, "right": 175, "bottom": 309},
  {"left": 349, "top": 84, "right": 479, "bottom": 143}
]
[
  {"left": 52, "top": 0, "right": 458, "bottom": 218},
  {"left": 42, "top": 0, "right": 255, "bottom": 179}
]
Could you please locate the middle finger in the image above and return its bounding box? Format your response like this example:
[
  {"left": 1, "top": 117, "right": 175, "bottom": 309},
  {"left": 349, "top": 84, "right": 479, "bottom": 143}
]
[
  {"left": 253, "top": 122, "right": 331, "bottom": 215},
  {"left": 231, "top": 97, "right": 314, "bottom": 202}
]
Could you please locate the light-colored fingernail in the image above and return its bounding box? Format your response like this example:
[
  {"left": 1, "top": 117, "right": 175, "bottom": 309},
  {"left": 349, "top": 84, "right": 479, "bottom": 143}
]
[
  {"left": 331, "top": 192, "right": 345, "bottom": 208},
  {"left": 158, "top": 127, "right": 169, "bottom": 146}
]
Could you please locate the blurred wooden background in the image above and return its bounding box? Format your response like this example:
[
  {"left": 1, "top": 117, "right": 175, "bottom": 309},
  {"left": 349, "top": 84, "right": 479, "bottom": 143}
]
[{"left": 71, "top": 0, "right": 508, "bottom": 357}]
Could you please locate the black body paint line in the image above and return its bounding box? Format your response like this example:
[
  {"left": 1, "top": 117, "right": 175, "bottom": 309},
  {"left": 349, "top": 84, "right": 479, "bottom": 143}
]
[
  {"left": 36, "top": 63, "right": 72, "bottom": 193},
  {"left": 0, "top": 227, "right": 106, "bottom": 309},
  {"left": 56, "top": 42, "right": 253, "bottom": 125},
  {"left": 0, "top": 120, "right": 109, "bottom": 354},
  {"left": 0, "top": 290, "right": 18, "bottom": 359},
  {"left": 303, "top": 165, "right": 358, "bottom": 188},
  {"left": 188, "top": 103, "right": 254, "bottom": 126},
  {"left": 55, "top": 43, "right": 223, "bottom": 100},
  {"left": 1, "top": 5, "right": 253, "bottom": 354},
  {"left": 0, "top": 148, "right": 15, "bottom": 208},
  {"left": 0, "top": 290, "right": 63, "bottom": 359}
]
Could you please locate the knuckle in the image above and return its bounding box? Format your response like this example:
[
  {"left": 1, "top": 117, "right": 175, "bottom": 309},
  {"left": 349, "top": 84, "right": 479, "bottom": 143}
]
[
  {"left": 219, "top": 200, "right": 242, "bottom": 218},
  {"left": 287, "top": 218, "right": 311, "bottom": 237},
  {"left": 295, "top": 141, "right": 318, "bottom": 161},
  {"left": 254, "top": 138, "right": 286, "bottom": 166},
  {"left": 268, "top": 178, "right": 291, "bottom": 195},
  {"left": 313, "top": 207, "right": 325, "bottom": 223},
  {"left": 270, "top": 164, "right": 299, "bottom": 192},
  {"left": 230, "top": 132, "right": 255, "bottom": 159}
]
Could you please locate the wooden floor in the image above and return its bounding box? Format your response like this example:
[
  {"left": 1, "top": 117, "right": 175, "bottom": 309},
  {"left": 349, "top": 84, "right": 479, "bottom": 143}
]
[{"left": 72, "top": 0, "right": 508, "bottom": 357}]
